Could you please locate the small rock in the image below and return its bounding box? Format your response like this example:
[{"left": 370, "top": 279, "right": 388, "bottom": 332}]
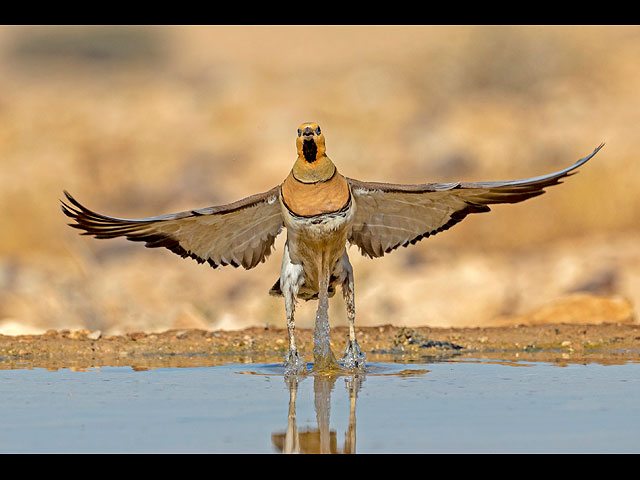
[
  {"left": 87, "top": 330, "right": 102, "bottom": 340},
  {"left": 69, "top": 329, "right": 91, "bottom": 339}
]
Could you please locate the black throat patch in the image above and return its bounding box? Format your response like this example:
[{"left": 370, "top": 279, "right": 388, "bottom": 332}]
[{"left": 303, "top": 138, "right": 318, "bottom": 162}]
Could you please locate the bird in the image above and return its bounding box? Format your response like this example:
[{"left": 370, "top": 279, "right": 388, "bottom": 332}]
[{"left": 61, "top": 122, "right": 603, "bottom": 373}]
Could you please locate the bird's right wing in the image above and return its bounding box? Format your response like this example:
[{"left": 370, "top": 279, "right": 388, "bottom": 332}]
[
  {"left": 61, "top": 186, "right": 284, "bottom": 270},
  {"left": 347, "top": 144, "right": 603, "bottom": 258}
]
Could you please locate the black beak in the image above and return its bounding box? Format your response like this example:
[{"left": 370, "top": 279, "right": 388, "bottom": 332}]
[{"left": 302, "top": 126, "right": 314, "bottom": 137}]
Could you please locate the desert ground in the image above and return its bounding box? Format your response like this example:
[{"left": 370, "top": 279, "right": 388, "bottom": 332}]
[
  {"left": 1, "top": 322, "right": 639, "bottom": 371},
  {"left": 0, "top": 26, "right": 639, "bottom": 369}
]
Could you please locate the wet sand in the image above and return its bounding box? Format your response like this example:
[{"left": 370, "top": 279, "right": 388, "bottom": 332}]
[{"left": 2, "top": 323, "right": 639, "bottom": 371}]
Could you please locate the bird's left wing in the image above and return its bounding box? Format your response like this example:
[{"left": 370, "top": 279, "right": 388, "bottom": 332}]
[
  {"left": 347, "top": 144, "right": 603, "bottom": 258},
  {"left": 61, "top": 186, "right": 284, "bottom": 270}
]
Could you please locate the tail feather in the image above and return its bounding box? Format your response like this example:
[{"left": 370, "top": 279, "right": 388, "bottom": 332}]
[{"left": 268, "top": 277, "right": 338, "bottom": 300}]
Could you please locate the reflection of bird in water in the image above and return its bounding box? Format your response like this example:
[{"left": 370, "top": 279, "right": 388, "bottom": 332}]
[
  {"left": 61, "top": 122, "right": 603, "bottom": 373},
  {"left": 271, "top": 373, "right": 364, "bottom": 454}
]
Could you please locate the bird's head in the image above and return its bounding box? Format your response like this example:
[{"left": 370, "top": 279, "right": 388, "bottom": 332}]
[{"left": 296, "top": 122, "right": 326, "bottom": 163}]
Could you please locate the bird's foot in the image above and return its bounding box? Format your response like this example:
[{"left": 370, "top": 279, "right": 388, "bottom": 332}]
[
  {"left": 342, "top": 339, "right": 366, "bottom": 371},
  {"left": 283, "top": 349, "right": 307, "bottom": 375}
]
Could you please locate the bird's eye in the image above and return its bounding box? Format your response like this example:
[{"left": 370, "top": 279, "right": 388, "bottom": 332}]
[
  {"left": 297, "top": 128, "right": 302, "bottom": 137},
  {"left": 315, "top": 126, "right": 321, "bottom": 135}
]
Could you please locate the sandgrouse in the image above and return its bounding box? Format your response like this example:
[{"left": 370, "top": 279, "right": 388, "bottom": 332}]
[{"left": 61, "top": 122, "right": 602, "bottom": 373}]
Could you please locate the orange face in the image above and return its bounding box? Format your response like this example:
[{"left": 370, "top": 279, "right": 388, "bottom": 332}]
[{"left": 296, "top": 122, "right": 327, "bottom": 162}]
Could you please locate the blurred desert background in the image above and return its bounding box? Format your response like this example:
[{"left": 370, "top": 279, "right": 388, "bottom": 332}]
[{"left": 0, "top": 25, "right": 638, "bottom": 337}]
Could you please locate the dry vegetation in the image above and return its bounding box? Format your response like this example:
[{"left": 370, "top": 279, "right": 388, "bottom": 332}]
[{"left": 0, "top": 26, "right": 639, "bottom": 337}]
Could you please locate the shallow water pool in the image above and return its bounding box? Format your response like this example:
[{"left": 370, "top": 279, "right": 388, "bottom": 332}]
[{"left": 1, "top": 359, "right": 638, "bottom": 453}]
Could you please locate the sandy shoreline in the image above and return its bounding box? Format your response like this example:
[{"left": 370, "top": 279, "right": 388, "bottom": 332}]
[{"left": 2, "top": 323, "right": 639, "bottom": 371}]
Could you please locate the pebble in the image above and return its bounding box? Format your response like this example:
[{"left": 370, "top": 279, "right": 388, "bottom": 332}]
[{"left": 87, "top": 330, "right": 102, "bottom": 340}]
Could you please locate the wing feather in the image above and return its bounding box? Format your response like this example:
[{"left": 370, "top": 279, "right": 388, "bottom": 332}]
[
  {"left": 61, "top": 187, "right": 284, "bottom": 270},
  {"left": 347, "top": 144, "right": 603, "bottom": 258}
]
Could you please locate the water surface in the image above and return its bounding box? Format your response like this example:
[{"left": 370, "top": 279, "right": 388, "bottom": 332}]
[{"left": 1, "top": 359, "right": 638, "bottom": 453}]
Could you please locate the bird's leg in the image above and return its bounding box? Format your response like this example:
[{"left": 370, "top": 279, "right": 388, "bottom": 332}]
[
  {"left": 284, "top": 293, "right": 305, "bottom": 375},
  {"left": 340, "top": 254, "right": 366, "bottom": 370},
  {"left": 281, "top": 243, "right": 306, "bottom": 375},
  {"left": 312, "top": 255, "right": 339, "bottom": 372}
]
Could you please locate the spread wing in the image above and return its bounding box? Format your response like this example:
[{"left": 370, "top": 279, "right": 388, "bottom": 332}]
[
  {"left": 61, "top": 187, "right": 284, "bottom": 270},
  {"left": 347, "top": 144, "right": 603, "bottom": 258}
]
